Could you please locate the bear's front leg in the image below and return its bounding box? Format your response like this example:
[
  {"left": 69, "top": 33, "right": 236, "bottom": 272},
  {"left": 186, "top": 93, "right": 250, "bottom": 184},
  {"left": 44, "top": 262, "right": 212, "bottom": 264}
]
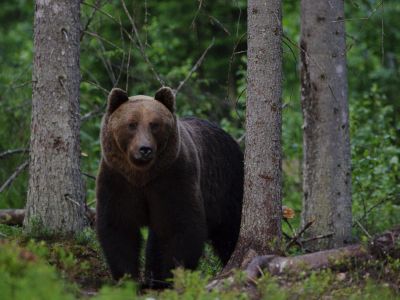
[
  {"left": 97, "top": 223, "right": 142, "bottom": 280},
  {"left": 145, "top": 188, "right": 207, "bottom": 288},
  {"left": 145, "top": 226, "right": 206, "bottom": 288},
  {"left": 96, "top": 162, "right": 144, "bottom": 281}
]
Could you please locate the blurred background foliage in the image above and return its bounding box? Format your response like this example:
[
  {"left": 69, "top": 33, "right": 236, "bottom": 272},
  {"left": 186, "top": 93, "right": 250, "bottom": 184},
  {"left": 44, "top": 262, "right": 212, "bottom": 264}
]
[{"left": 0, "top": 0, "right": 399, "bottom": 237}]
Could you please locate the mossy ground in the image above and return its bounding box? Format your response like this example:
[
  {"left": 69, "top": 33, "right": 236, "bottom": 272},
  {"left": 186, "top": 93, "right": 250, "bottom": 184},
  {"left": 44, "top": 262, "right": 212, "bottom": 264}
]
[{"left": 0, "top": 224, "right": 399, "bottom": 300}]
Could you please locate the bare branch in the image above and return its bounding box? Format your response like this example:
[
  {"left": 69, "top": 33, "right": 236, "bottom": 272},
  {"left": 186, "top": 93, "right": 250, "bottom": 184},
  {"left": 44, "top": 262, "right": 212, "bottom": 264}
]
[
  {"left": 82, "top": 172, "right": 97, "bottom": 181},
  {"left": 353, "top": 198, "right": 386, "bottom": 226},
  {"left": 208, "top": 15, "right": 231, "bottom": 35},
  {"left": 0, "top": 148, "right": 29, "bottom": 160},
  {"left": 285, "top": 220, "right": 315, "bottom": 250},
  {"left": 355, "top": 220, "right": 372, "bottom": 239},
  {"left": 120, "top": 0, "right": 165, "bottom": 86},
  {"left": 80, "top": 0, "right": 103, "bottom": 41},
  {"left": 81, "top": 80, "right": 110, "bottom": 95},
  {"left": 190, "top": 0, "right": 204, "bottom": 29},
  {"left": 0, "top": 160, "right": 29, "bottom": 193},
  {"left": 175, "top": 38, "right": 215, "bottom": 96},
  {"left": 84, "top": 31, "right": 124, "bottom": 52},
  {"left": 81, "top": 104, "right": 106, "bottom": 122}
]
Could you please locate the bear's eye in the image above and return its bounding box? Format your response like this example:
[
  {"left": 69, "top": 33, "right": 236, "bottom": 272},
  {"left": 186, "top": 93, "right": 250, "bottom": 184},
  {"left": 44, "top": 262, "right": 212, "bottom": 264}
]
[
  {"left": 150, "top": 122, "right": 160, "bottom": 131},
  {"left": 128, "top": 122, "right": 138, "bottom": 130}
]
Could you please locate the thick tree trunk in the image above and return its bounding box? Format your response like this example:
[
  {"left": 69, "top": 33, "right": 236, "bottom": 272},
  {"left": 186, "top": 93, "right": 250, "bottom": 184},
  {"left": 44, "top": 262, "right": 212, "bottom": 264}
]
[
  {"left": 300, "top": 0, "right": 352, "bottom": 250},
  {"left": 225, "top": 0, "right": 283, "bottom": 270},
  {"left": 24, "top": 0, "right": 87, "bottom": 234}
]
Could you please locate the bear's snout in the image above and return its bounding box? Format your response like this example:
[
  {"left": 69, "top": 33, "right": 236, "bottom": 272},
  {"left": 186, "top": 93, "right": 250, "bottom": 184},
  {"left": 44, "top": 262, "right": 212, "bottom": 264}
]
[
  {"left": 128, "top": 144, "right": 155, "bottom": 168},
  {"left": 139, "top": 146, "right": 153, "bottom": 159}
]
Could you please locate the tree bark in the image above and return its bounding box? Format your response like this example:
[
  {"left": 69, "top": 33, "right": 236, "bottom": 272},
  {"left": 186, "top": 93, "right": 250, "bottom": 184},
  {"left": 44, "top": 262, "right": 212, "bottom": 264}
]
[
  {"left": 225, "top": 0, "right": 283, "bottom": 270},
  {"left": 24, "top": 0, "right": 87, "bottom": 234},
  {"left": 300, "top": 0, "right": 352, "bottom": 250}
]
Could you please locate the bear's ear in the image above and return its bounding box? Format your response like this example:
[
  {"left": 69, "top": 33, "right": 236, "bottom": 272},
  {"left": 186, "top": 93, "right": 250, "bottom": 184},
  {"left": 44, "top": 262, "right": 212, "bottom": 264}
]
[
  {"left": 107, "top": 88, "right": 129, "bottom": 114},
  {"left": 154, "top": 86, "right": 175, "bottom": 113}
]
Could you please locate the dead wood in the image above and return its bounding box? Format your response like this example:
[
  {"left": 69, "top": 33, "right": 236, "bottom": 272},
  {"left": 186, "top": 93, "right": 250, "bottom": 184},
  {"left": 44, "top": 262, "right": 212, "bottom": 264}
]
[
  {"left": 207, "top": 226, "right": 400, "bottom": 290},
  {"left": 0, "top": 208, "right": 96, "bottom": 227},
  {"left": 0, "top": 209, "right": 26, "bottom": 226}
]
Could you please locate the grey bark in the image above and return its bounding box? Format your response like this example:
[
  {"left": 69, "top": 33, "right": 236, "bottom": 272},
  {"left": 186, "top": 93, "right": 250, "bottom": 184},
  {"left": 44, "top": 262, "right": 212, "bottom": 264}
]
[
  {"left": 225, "top": 0, "right": 283, "bottom": 270},
  {"left": 300, "top": 0, "right": 352, "bottom": 250},
  {"left": 24, "top": 0, "right": 87, "bottom": 234}
]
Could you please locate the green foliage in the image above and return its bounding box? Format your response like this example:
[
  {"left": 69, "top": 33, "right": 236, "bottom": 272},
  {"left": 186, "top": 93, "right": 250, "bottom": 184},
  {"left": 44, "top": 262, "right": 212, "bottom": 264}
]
[
  {"left": 351, "top": 85, "right": 400, "bottom": 234},
  {"left": 0, "top": 227, "right": 399, "bottom": 299},
  {"left": 0, "top": 0, "right": 399, "bottom": 287},
  {"left": 0, "top": 240, "right": 75, "bottom": 300},
  {"left": 94, "top": 281, "right": 138, "bottom": 300}
]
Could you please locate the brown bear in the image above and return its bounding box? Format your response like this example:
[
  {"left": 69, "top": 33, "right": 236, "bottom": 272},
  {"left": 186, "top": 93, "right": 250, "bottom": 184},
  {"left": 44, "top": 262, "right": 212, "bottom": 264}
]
[{"left": 96, "top": 87, "right": 243, "bottom": 288}]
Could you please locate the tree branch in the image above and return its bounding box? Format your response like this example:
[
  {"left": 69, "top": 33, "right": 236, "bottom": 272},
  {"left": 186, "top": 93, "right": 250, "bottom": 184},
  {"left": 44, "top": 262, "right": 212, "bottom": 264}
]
[
  {"left": 0, "top": 160, "right": 29, "bottom": 193},
  {"left": 175, "top": 38, "right": 215, "bottom": 96},
  {"left": 0, "top": 148, "right": 29, "bottom": 160},
  {"left": 120, "top": 0, "right": 165, "bottom": 86}
]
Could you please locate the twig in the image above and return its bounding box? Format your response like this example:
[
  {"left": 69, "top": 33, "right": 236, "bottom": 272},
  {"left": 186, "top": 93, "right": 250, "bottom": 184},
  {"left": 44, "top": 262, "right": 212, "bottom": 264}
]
[
  {"left": 301, "top": 232, "right": 334, "bottom": 244},
  {"left": 175, "top": 38, "right": 215, "bottom": 95},
  {"left": 114, "top": 18, "right": 127, "bottom": 88},
  {"left": 81, "top": 80, "right": 110, "bottom": 95},
  {"left": 234, "top": 86, "right": 246, "bottom": 125},
  {"left": 0, "top": 148, "right": 29, "bottom": 160},
  {"left": 80, "top": 0, "right": 102, "bottom": 41},
  {"left": 381, "top": 0, "right": 385, "bottom": 65},
  {"left": 81, "top": 105, "right": 106, "bottom": 122},
  {"left": 284, "top": 218, "right": 297, "bottom": 237},
  {"left": 226, "top": 32, "right": 246, "bottom": 107},
  {"left": 355, "top": 220, "right": 372, "bottom": 239},
  {"left": 96, "top": 35, "right": 117, "bottom": 85},
  {"left": 120, "top": 0, "right": 165, "bottom": 86},
  {"left": 125, "top": 27, "right": 133, "bottom": 91},
  {"left": 0, "top": 160, "right": 29, "bottom": 193},
  {"left": 331, "top": 0, "right": 384, "bottom": 23},
  {"left": 353, "top": 198, "right": 386, "bottom": 226},
  {"left": 82, "top": 172, "right": 97, "bottom": 181},
  {"left": 236, "top": 133, "right": 245, "bottom": 144},
  {"left": 190, "top": 0, "right": 204, "bottom": 29},
  {"left": 208, "top": 15, "right": 230, "bottom": 35},
  {"left": 285, "top": 220, "right": 315, "bottom": 250},
  {"left": 84, "top": 31, "right": 124, "bottom": 51},
  {"left": 83, "top": 1, "right": 165, "bottom": 86}
]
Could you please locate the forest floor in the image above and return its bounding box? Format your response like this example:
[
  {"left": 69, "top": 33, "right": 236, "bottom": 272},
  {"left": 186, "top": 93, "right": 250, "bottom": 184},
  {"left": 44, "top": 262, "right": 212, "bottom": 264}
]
[{"left": 1, "top": 224, "right": 399, "bottom": 300}]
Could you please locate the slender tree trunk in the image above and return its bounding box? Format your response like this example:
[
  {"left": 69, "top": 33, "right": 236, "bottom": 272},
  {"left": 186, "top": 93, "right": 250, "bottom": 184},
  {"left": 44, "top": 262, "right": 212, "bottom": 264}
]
[
  {"left": 225, "top": 0, "right": 283, "bottom": 270},
  {"left": 24, "top": 0, "right": 87, "bottom": 234},
  {"left": 300, "top": 0, "right": 352, "bottom": 250}
]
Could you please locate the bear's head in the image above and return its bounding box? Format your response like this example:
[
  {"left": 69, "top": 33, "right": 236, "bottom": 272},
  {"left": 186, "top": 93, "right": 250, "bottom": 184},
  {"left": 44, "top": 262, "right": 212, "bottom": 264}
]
[{"left": 101, "top": 87, "right": 179, "bottom": 180}]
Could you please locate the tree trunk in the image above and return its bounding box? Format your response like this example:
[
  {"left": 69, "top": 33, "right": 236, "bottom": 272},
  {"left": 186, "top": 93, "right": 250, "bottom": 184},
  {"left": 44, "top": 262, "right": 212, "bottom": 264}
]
[
  {"left": 225, "top": 0, "right": 283, "bottom": 270},
  {"left": 24, "top": 0, "right": 87, "bottom": 234},
  {"left": 300, "top": 0, "right": 352, "bottom": 250}
]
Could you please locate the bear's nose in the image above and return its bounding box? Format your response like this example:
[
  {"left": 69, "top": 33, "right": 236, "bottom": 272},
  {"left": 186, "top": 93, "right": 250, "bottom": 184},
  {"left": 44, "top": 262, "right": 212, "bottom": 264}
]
[{"left": 139, "top": 146, "right": 153, "bottom": 158}]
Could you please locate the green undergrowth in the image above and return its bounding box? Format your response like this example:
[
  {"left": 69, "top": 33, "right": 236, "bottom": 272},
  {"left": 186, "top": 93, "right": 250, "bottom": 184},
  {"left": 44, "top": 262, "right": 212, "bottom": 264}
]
[{"left": 0, "top": 224, "right": 399, "bottom": 299}]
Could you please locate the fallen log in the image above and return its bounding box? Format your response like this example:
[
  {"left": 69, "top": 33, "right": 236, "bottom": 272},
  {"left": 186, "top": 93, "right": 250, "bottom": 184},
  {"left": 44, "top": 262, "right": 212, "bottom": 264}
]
[
  {"left": 245, "top": 244, "right": 369, "bottom": 280},
  {"left": 207, "top": 226, "right": 400, "bottom": 290},
  {"left": 0, "top": 208, "right": 96, "bottom": 226},
  {"left": 0, "top": 209, "right": 25, "bottom": 226}
]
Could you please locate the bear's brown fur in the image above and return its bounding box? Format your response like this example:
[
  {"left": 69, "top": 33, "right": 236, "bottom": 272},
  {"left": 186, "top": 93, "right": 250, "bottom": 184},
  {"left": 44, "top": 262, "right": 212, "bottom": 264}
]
[{"left": 96, "top": 87, "right": 243, "bottom": 288}]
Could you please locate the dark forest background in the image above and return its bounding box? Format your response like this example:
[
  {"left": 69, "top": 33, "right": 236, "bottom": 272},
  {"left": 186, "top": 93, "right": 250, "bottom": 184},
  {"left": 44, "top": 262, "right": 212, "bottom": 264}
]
[{"left": 1, "top": 0, "right": 399, "bottom": 236}]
